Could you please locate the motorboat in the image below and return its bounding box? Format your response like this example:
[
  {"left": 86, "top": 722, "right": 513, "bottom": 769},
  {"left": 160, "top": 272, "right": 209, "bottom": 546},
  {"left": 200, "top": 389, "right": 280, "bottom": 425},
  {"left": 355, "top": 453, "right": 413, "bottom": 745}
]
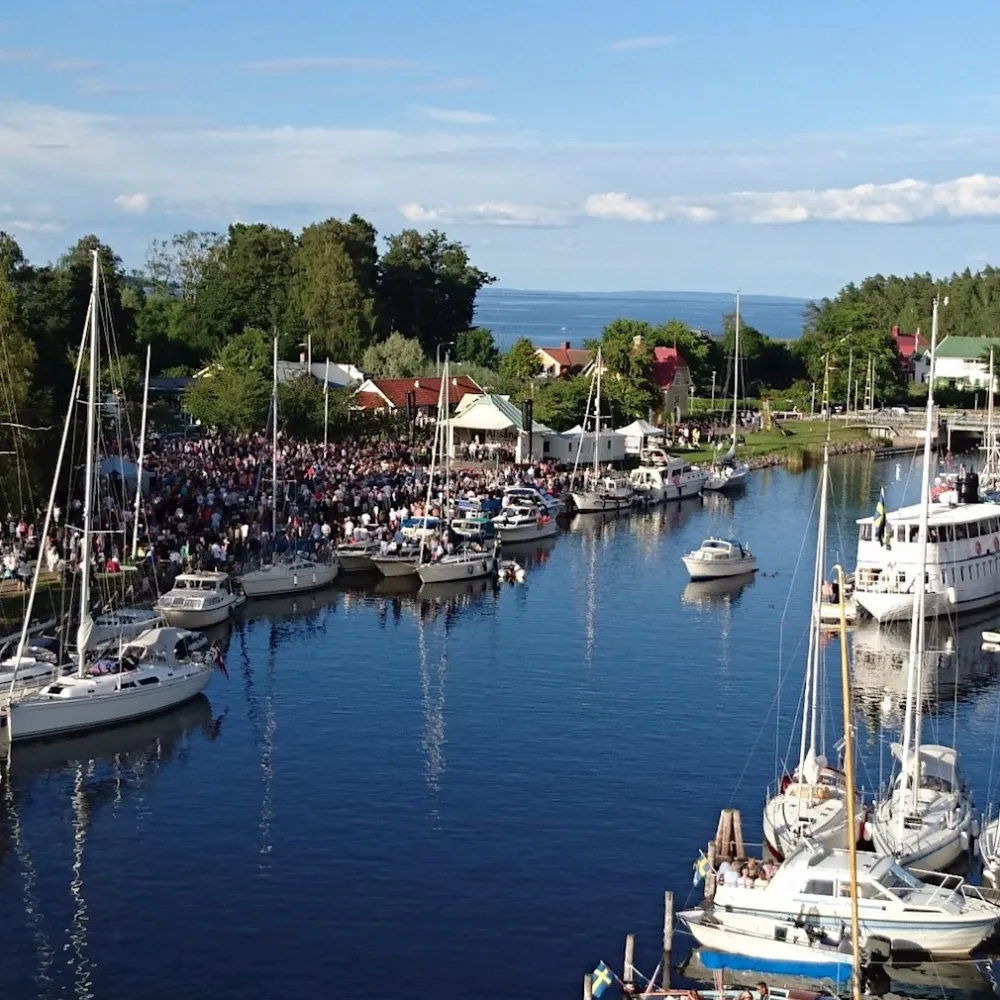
[
  {"left": 501, "top": 485, "right": 564, "bottom": 518},
  {"left": 682, "top": 538, "right": 757, "bottom": 580},
  {"left": 570, "top": 474, "right": 634, "bottom": 513},
  {"left": 0, "top": 634, "right": 67, "bottom": 702},
  {"left": 239, "top": 551, "right": 339, "bottom": 598},
  {"left": 6, "top": 626, "right": 216, "bottom": 743},
  {"left": 154, "top": 571, "right": 245, "bottom": 628},
  {"left": 417, "top": 545, "right": 497, "bottom": 585},
  {"left": 630, "top": 457, "right": 707, "bottom": 504},
  {"left": 336, "top": 539, "right": 381, "bottom": 573},
  {"left": 451, "top": 514, "right": 498, "bottom": 542},
  {"left": 400, "top": 515, "right": 441, "bottom": 541},
  {"left": 89, "top": 607, "right": 165, "bottom": 646},
  {"left": 492, "top": 503, "right": 559, "bottom": 544},
  {"left": 680, "top": 841, "right": 998, "bottom": 957}
]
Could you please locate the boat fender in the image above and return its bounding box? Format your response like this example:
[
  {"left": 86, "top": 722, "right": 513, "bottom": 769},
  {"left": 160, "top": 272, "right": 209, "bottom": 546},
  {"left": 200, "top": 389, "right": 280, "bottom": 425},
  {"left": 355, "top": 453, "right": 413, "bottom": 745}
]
[
  {"left": 977, "top": 541, "right": 983, "bottom": 555},
  {"left": 961, "top": 829, "right": 970, "bottom": 852},
  {"left": 862, "top": 820, "right": 874, "bottom": 842},
  {"left": 972, "top": 817, "right": 981, "bottom": 839}
]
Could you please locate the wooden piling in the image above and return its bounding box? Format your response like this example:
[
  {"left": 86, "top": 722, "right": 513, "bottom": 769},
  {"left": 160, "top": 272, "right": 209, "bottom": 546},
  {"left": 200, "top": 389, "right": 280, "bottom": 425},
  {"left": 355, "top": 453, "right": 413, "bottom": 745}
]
[
  {"left": 662, "top": 890, "right": 674, "bottom": 988},
  {"left": 713, "top": 808, "right": 745, "bottom": 862},
  {"left": 705, "top": 841, "right": 718, "bottom": 902},
  {"left": 583, "top": 972, "right": 593, "bottom": 1000},
  {"left": 624, "top": 933, "right": 635, "bottom": 985}
]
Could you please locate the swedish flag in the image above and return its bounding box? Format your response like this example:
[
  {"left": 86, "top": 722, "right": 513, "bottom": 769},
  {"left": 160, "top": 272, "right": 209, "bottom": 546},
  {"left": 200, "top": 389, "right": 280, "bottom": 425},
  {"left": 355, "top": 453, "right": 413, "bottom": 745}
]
[
  {"left": 874, "top": 486, "right": 890, "bottom": 549},
  {"left": 591, "top": 962, "right": 614, "bottom": 999},
  {"left": 693, "top": 850, "right": 711, "bottom": 886}
]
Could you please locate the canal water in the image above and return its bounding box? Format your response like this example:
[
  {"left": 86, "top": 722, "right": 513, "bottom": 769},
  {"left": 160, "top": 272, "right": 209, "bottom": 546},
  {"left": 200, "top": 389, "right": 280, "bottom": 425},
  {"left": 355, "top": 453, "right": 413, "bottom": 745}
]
[{"left": 3, "top": 453, "right": 1000, "bottom": 1000}]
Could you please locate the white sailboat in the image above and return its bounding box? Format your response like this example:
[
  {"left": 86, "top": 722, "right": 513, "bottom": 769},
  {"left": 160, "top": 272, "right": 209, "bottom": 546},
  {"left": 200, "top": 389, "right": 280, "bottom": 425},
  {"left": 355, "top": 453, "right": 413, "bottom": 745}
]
[
  {"left": 704, "top": 291, "right": 750, "bottom": 492},
  {"left": 239, "top": 337, "right": 339, "bottom": 598},
  {"left": 416, "top": 356, "right": 497, "bottom": 585},
  {"left": 570, "top": 349, "right": 633, "bottom": 513},
  {"left": 763, "top": 441, "right": 859, "bottom": 857},
  {"left": 6, "top": 252, "right": 216, "bottom": 743},
  {"left": 870, "top": 297, "right": 975, "bottom": 872}
]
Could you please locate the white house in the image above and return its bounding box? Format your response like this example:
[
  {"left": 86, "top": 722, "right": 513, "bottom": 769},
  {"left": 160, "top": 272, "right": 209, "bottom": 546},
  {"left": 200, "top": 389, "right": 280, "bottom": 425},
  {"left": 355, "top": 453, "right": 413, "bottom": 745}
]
[
  {"left": 934, "top": 336, "right": 1000, "bottom": 389},
  {"left": 546, "top": 426, "right": 627, "bottom": 466},
  {"left": 445, "top": 393, "right": 556, "bottom": 463}
]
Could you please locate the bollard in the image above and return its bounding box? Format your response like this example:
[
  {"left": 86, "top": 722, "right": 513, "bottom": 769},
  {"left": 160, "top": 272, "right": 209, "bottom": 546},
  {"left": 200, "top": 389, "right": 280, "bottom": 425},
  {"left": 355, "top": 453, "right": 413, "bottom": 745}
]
[
  {"left": 583, "top": 972, "right": 593, "bottom": 1000},
  {"left": 624, "top": 933, "right": 635, "bottom": 985}
]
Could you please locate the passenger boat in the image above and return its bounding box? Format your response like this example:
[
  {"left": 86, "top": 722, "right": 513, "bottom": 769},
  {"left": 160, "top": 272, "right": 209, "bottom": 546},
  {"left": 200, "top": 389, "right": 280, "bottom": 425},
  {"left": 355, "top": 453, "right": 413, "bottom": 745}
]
[
  {"left": 239, "top": 552, "right": 339, "bottom": 598},
  {"left": 154, "top": 571, "right": 244, "bottom": 628},
  {"left": 682, "top": 538, "right": 757, "bottom": 580},
  {"left": 630, "top": 457, "right": 707, "bottom": 504},
  {"left": 680, "top": 841, "right": 998, "bottom": 957},
  {"left": 492, "top": 503, "right": 559, "bottom": 543}
]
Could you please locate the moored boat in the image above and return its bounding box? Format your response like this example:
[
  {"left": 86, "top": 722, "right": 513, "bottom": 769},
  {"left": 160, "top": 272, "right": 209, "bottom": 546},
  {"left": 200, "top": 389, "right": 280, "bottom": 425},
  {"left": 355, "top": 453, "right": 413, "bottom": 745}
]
[
  {"left": 154, "top": 571, "right": 244, "bottom": 628},
  {"left": 683, "top": 538, "right": 757, "bottom": 580},
  {"left": 239, "top": 552, "right": 339, "bottom": 598},
  {"left": 492, "top": 503, "right": 558, "bottom": 543}
]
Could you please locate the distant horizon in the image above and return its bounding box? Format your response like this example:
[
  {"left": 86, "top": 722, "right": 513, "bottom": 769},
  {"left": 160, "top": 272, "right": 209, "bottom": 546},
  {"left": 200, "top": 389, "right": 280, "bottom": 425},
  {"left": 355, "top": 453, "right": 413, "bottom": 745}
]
[{"left": 479, "top": 285, "right": 815, "bottom": 304}]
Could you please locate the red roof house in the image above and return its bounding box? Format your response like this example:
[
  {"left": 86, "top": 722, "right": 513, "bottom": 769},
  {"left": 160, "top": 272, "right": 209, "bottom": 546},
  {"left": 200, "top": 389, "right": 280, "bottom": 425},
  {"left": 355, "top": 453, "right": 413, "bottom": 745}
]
[
  {"left": 891, "top": 325, "right": 928, "bottom": 360},
  {"left": 352, "top": 375, "right": 483, "bottom": 411},
  {"left": 650, "top": 346, "right": 693, "bottom": 413},
  {"left": 535, "top": 341, "right": 594, "bottom": 377}
]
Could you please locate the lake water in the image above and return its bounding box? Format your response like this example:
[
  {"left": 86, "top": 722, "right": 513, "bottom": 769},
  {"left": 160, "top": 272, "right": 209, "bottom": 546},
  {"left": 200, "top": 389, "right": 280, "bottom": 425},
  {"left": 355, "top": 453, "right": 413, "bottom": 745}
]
[
  {"left": 4, "top": 453, "right": 1000, "bottom": 1000},
  {"left": 473, "top": 288, "right": 810, "bottom": 350}
]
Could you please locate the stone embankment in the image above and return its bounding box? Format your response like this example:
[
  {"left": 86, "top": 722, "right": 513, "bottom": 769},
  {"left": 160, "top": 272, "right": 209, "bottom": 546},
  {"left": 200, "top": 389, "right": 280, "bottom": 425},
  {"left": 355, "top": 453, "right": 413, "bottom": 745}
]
[{"left": 747, "top": 439, "right": 909, "bottom": 472}]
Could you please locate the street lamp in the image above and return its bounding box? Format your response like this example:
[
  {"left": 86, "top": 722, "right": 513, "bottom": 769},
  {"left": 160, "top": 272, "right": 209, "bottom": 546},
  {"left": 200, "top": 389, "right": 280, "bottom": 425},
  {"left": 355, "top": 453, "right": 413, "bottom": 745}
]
[
  {"left": 436, "top": 341, "right": 454, "bottom": 376},
  {"left": 711, "top": 369, "right": 716, "bottom": 409}
]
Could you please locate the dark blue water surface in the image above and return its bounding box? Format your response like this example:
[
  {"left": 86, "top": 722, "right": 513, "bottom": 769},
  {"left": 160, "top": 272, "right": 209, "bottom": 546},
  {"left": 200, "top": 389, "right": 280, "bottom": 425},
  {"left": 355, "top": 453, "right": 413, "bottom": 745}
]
[
  {"left": 473, "top": 288, "right": 809, "bottom": 349},
  {"left": 4, "top": 454, "right": 1000, "bottom": 1000}
]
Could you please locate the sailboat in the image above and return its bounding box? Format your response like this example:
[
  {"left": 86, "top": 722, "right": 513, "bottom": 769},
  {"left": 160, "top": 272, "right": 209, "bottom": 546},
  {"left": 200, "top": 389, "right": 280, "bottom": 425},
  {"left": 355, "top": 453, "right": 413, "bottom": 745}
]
[
  {"left": 416, "top": 356, "right": 498, "bottom": 585},
  {"left": 869, "top": 297, "right": 975, "bottom": 872},
  {"left": 763, "top": 438, "right": 861, "bottom": 858},
  {"left": 239, "top": 336, "right": 339, "bottom": 598},
  {"left": 704, "top": 291, "right": 750, "bottom": 493},
  {"left": 6, "top": 252, "right": 216, "bottom": 743},
  {"left": 569, "top": 349, "right": 634, "bottom": 513}
]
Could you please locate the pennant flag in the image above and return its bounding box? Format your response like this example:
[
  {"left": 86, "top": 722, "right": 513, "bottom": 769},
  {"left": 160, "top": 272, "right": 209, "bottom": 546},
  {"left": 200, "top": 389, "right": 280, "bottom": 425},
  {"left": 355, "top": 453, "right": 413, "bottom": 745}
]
[
  {"left": 209, "top": 641, "right": 229, "bottom": 680},
  {"left": 591, "top": 962, "right": 614, "bottom": 999},
  {"left": 693, "top": 850, "right": 711, "bottom": 886},
  {"left": 873, "top": 486, "right": 890, "bottom": 549}
]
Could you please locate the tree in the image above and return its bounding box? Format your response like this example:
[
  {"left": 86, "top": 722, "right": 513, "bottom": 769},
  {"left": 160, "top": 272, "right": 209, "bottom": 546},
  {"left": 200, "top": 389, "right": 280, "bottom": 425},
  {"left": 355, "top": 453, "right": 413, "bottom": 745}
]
[
  {"left": 531, "top": 376, "right": 592, "bottom": 431},
  {"left": 0, "top": 270, "right": 39, "bottom": 424},
  {"left": 183, "top": 328, "right": 272, "bottom": 432},
  {"left": 455, "top": 327, "right": 499, "bottom": 368},
  {"left": 500, "top": 337, "right": 542, "bottom": 382},
  {"left": 379, "top": 229, "right": 495, "bottom": 356},
  {"left": 361, "top": 331, "right": 426, "bottom": 378},
  {"left": 648, "top": 320, "right": 722, "bottom": 392},
  {"left": 291, "top": 217, "right": 378, "bottom": 363}
]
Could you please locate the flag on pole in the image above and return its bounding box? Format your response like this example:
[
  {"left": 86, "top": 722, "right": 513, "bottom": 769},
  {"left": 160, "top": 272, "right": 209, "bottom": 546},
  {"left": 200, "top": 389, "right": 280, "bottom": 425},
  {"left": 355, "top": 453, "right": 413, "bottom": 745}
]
[
  {"left": 591, "top": 962, "right": 614, "bottom": 999},
  {"left": 873, "top": 486, "right": 890, "bottom": 549},
  {"left": 209, "top": 641, "right": 229, "bottom": 680},
  {"left": 693, "top": 850, "right": 711, "bottom": 886}
]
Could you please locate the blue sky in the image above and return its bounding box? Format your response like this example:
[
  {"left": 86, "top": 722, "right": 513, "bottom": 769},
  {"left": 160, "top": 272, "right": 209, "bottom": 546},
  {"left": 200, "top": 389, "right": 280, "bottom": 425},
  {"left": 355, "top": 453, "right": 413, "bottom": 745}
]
[{"left": 2, "top": 0, "right": 1000, "bottom": 297}]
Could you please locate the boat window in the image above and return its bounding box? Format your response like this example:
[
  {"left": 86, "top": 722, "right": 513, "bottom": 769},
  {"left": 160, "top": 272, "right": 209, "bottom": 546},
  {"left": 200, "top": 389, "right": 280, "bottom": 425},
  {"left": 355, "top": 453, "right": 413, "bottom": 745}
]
[
  {"left": 803, "top": 879, "right": 835, "bottom": 896},
  {"left": 896, "top": 525, "right": 906, "bottom": 543},
  {"left": 943, "top": 525, "right": 955, "bottom": 542},
  {"left": 909, "top": 525, "right": 919, "bottom": 542},
  {"left": 860, "top": 524, "right": 872, "bottom": 542},
  {"left": 928, "top": 526, "right": 939, "bottom": 543},
  {"left": 991, "top": 517, "right": 1000, "bottom": 533},
  {"left": 137, "top": 676, "right": 160, "bottom": 686},
  {"left": 878, "top": 864, "right": 922, "bottom": 891},
  {"left": 955, "top": 523, "right": 968, "bottom": 540},
  {"left": 969, "top": 521, "right": 980, "bottom": 538},
  {"left": 841, "top": 881, "right": 882, "bottom": 899},
  {"left": 961, "top": 567, "right": 965, "bottom": 581},
  {"left": 121, "top": 681, "right": 136, "bottom": 689}
]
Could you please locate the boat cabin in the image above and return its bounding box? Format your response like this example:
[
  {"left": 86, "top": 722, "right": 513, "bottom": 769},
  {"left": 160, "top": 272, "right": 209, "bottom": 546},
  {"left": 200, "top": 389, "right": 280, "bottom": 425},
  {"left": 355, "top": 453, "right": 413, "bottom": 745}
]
[
  {"left": 693, "top": 538, "right": 749, "bottom": 561},
  {"left": 158, "top": 572, "right": 234, "bottom": 610}
]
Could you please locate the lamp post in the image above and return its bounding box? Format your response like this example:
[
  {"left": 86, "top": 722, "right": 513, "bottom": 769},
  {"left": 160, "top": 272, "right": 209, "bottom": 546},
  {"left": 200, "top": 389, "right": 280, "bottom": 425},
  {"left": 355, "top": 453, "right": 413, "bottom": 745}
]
[
  {"left": 436, "top": 341, "right": 454, "bottom": 376},
  {"left": 711, "top": 369, "right": 716, "bottom": 410}
]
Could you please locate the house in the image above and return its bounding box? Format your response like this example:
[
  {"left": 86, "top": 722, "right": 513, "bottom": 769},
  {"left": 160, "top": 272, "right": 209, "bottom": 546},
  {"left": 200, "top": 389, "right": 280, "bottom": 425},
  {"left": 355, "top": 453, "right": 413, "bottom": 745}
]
[
  {"left": 535, "top": 341, "right": 594, "bottom": 378},
  {"left": 445, "top": 393, "right": 555, "bottom": 463},
  {"left": 546, "top": 425, "right": 627, "bottom": 465},
  {"left": 650, "top": 346, "right": 692, "bottom": 415},
  {"left": 352, "top": 375, "right": 484, "bottom": 414},
  {"left": 891, "top": 325, "right": 930, "bottom": 383},
  {"left": 196, "top": 355, "right": 363, "bottom": 388},
  {"left": 934, "top": 336, "right": 1000, "bottom": 390}
]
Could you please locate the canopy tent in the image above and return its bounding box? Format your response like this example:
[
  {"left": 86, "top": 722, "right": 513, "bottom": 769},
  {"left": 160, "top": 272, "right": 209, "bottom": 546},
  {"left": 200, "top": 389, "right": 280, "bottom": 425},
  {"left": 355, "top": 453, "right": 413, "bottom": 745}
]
[
  {"left": 617, "top": 418, "right": 666, "bottom": 455},
  {"left": 98, "top": 456, "right": 152, "bottom": 492},
  {"left": 445, "top": 394, "right": 555, "bottom": 463}
]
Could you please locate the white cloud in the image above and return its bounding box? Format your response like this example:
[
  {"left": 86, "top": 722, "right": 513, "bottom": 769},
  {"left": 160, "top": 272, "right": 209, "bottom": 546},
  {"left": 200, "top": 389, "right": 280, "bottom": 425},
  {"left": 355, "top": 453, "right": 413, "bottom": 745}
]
[
  {"left": 400, "top": 201, "right": 566, "bottom": 227},
  {"left": 608, "top": 35, "right": 676, "bottom": 52},
  {"left": 114, "top": 192, "right": 149, "bottom": 213},
  {"left": 243, "top": 56, "right": 417, "bottom": 73},
  {"left": 0, "top": 47, "right": 100, "bottom": 72},
  {"left": 583, "top": 175, "right": 1000, "bottom": 225},
  {"left": 0, "top": 219, "right": 64, "bottom": 233},
  {"left": 419, "top": 107, "right": 494, "bottom": 125}
]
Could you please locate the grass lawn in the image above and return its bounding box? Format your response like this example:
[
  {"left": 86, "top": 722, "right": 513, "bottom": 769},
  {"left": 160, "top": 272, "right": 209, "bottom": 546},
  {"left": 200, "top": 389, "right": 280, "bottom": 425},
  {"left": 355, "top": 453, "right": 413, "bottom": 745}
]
[{"left": 673, "top": 420, "right": 872, "bottom": 465}]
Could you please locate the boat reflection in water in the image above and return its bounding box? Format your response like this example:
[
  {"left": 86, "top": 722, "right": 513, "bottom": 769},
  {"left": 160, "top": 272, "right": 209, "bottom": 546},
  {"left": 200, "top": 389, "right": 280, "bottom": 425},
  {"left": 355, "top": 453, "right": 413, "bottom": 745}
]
[
  {"left": 681, "top": 572, "right": 756, "bottom": 608},
  {"left": 498, "top": 535, "right": 557, "bottom": 570},
  {"left": 235, "top": 585, "right": 339, "bottom": 625},
  {"left": 683, "top": 948, "right": 998, "bottom": 1000},
  {"left": 851, "top": 612, "right": 1000, "bottom": 728}
]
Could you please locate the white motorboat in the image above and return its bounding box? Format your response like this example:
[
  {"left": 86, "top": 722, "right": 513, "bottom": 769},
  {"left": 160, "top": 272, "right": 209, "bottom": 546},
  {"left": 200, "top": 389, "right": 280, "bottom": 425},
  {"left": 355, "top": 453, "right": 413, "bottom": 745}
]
[
  {"left": 502, "top": 485, "right": 565, "bottom": 518},
  {"left": 154, "top": 571, "right": 244, "bottom": 628},
  {"left": 630, "top": 457, "right": 707, "bottom": 504},
  {"left": 89, "top": 607, "right": 165, "bottom": 646},
  {"left": 681, "top": 841, "right": 998, "bottom": 957},
  {"left": 571, "top": 474, "right": 634, "bottom": 513},
  {"left": 239, "top": 552, "right": 339, "bottom": 598},
  {"left": 336, "top": 539, "right": 381, "bottom": 572},
  {"left": 7, "top": 626, "right": 216, "bottom": 743},
  {"left": 492, "top": 503, "right": 559, "bottom": 544},
  {"left": 682, "top": 538, "right": 757, "bottom": 580},
  {"left": 417, "top": 547, "right": 497, "bottom": 585},
  {"left": 978, "top": 813, "right": 1000, "bottom": 888}
]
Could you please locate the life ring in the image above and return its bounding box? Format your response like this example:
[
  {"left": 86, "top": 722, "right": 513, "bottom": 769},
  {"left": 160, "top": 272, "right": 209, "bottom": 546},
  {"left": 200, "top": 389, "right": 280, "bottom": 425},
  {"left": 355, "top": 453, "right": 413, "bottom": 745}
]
[{"left": 976, "top": 541, "right": 983, "bottom": 555}]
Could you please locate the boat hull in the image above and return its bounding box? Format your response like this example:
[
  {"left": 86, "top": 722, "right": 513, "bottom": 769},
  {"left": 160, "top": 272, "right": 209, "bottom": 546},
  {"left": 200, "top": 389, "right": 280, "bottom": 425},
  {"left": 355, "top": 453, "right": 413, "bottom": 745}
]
[
  {"left": 156, "top": 602, "right": 235, "bottom": 629},
  {"left": 871, "top": 814, "right": 972, "bottom": 873},
  {"left": 417, "top": 555, "right": 496, "bottom": 584},
  {"left": 854, "top": 589, "right": 951, "bottom": 623},
  {"left": 496, "top": 521, "right": 559, "bottom": 544},
  {"left": 240, "top": 562, "right": 339, "bottom": 597},
  {"left": 372, "top": 557, "right": 419, "bottom": 578},
  {"left": 683, "top": 557, "right": 758, "bottom": 580},
  {"left": 8, "top": 667, "right": 213, "bottom": 742},
  {"left": 704, "top": 464, "right": 750, "bottom": 492},
  {"left": 570, "top": 491, "right": 632, "bottom": 513}
]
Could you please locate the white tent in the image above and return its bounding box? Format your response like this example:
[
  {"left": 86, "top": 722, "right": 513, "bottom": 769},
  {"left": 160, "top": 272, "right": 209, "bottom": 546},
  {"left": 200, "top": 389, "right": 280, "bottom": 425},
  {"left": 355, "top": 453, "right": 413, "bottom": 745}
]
[
  {"left": 98, "top": 456, "right": 152, "bottom": 492},
  {"left": 445, "top": 394, "right": 556, "bottom": 463},
  {"left": 617, "top": 419, "right": 665, "bottom": 455}
]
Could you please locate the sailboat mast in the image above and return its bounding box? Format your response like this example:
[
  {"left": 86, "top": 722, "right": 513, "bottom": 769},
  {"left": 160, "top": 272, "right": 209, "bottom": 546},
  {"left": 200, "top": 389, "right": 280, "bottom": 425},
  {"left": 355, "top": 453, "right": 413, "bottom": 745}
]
[
  {"left": 76, "top": 250, "right": 100, "bottom": 679},
  {"left": 835, "top": 564, "right": 862, "bottom": 1000},
  {"left": 898, "top": 296, "right": 940, "bottom": 836},
  {"left": 808, "top": 444, "right": 830, "bottom": 756},
  {"left": 323, "top": 357, "right": 330, "bottom": 451},
  {"left": 418, "top": 370, "right": 448, "bottom": 563},
  {"left": 987, "top": 347, "right": 996, "bottom": 489},
  {"left": 271, "top": 336, "right": 278, "bottom": 540},
  {"left": 731, "top": 290, "right": 740, "bottom": 441},
  {"left": 593, "top": 348, "right": 602, "bottom": 477},
  {"left": 130, "top": 343, "right": 151, "bottom": 560}
]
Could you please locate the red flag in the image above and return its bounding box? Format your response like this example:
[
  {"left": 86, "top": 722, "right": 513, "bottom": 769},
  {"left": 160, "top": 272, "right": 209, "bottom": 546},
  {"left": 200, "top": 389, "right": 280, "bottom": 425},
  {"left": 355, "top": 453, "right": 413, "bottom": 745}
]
[{"left": 210, "top": 642, "right": 229, "bottom": 680}]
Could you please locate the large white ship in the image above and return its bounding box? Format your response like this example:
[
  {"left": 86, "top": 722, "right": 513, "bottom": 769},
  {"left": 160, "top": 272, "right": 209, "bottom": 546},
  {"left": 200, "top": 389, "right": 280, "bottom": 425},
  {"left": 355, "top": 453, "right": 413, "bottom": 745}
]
[{"left": 854, "top": 474, "right": 1000, "bottom": 622}]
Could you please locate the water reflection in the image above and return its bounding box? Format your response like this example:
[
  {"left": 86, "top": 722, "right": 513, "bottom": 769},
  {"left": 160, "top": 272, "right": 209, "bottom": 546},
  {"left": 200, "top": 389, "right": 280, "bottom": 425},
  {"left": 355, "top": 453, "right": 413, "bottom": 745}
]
[{"left": 681, "top": 572, "right": 756, "bottom": 608}]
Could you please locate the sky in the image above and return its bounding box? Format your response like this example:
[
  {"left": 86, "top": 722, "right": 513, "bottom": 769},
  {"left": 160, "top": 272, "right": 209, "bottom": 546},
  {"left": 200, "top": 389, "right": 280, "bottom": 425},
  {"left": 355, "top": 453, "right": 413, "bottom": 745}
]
[{"left": 2, "top": 0, "right": 1000, "bottom": 297}]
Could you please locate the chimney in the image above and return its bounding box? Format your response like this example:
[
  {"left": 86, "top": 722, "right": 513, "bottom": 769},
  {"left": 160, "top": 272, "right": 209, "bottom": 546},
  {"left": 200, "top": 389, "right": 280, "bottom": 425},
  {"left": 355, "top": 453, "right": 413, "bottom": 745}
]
[
  {"left": 561, "top": 340, "right": 570, "bottom": 350},
  {"left": 891, "top": 325, "right": 900, "bottom": 338},
  {"left": 633, "top": 334, "right": 642, "bottom": 347},
  {"left": 413, "top": 379, "right": 420, "bottom": 389},
  {"left": 299, "top": 350, "right": 306, "bottom": 363},
  {"left": 452, "top": 377, "right": 457, "bottom": 386}
]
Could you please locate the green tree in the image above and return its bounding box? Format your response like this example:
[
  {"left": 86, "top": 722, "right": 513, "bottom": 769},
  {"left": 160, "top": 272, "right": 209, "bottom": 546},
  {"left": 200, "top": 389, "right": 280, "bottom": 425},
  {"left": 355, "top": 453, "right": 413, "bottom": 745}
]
[
  {"left": 455, "top": 327, "right": 499, "bottom": 368},
  {"left": 531, "top": 376, "right": 592, "bottom": 431},
  {"left": 500, "top": 337, "right": 542, "bottom": 382},
  {"left": 378, "top": 229, "right": 495, "bottom": 356},
  {"left": 648, "top": 320, "right": 722, "bottom": 392},
  {"left": 291, "top": 217, "right": 377, "bottom": 363},
  {"left": 0, "top": 270, "right": 39, "bottom": 424},
  {"left": 361, "top": 331, "right": 426, "bottom": 377},
  {"left": 183, "top": 328, "right": 272, "bottom": 432}
]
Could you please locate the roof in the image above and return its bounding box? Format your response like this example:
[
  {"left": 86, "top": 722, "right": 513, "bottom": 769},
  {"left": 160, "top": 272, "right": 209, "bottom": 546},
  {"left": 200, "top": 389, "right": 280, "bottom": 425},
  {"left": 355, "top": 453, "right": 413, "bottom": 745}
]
[
  {"left": 535, "top": 345, "right": 593, "bottom": 371},
  {"left": 891, "top": 328, "right": 928, "bottom": 359},
  {"left": 148, "top": 376, "right": 193, "bottom": 393},
  {"left": 650, "top": 346, "right": 689, "bottom": 389},
  {"left": 353, "top": 375, "right": 483, "bottom": 409},
  {"left": 618, "top": 419, "right": 664, "bottom": 437},
  {"left": 857, "top": 500, "right": 998, "bottom": 526},
  {"left": 935, "top": 336, "right": 1000, "bottom": 360},
  {"left": 447, "top": 393, "right": 554, "bottom": 434}
]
